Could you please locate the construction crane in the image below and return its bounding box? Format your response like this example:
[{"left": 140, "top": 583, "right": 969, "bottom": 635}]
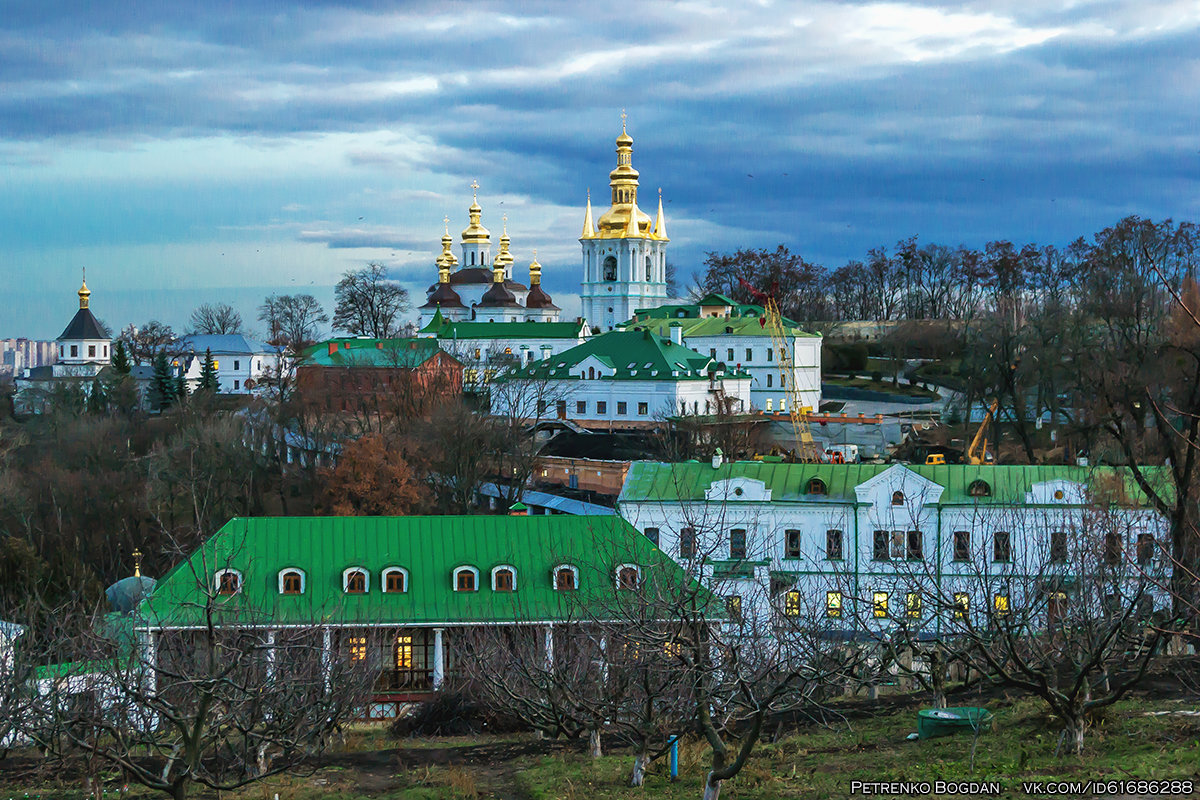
[
  {"left": 966, "top": 399, "right": 999, "bottom": 465},
  {"left": 738, "top": 278, "right": 824, "bottom": 463}
]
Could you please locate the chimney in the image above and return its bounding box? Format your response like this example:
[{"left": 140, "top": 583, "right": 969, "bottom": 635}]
[
  {"left": 669, "top": 321, "right": 683, "bottom": 345},
  {"left": 541, "top": 344, "right": 552, "bottom": 361},
  {"left": 711, "top": 448, "right": 724, "bottom": 470},
  {"left": 327, "top": 342, "right": 338, "bottom": 356}
]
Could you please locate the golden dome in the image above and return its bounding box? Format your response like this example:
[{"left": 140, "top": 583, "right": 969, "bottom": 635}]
[
  {"left": 529, "top": 250, "right": 542, "bottom": 285},
  {"left": 595, "top": 118, "right": 657, "bottom": 239},
  {"left": 78, "top": 271, "right": 91, "bottom": 309},
  {"left": 440, "top": 216, "right": 458, "bottom": 268},
  {"left": 461, "top": 180, "right": 491, "bottom": 243},
  {"left": 494, "top": 216, "right": 514, "bottom": 270}
]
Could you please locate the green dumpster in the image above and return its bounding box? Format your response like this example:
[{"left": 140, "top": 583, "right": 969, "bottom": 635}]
[{"left": 917, "top": 707, "right": 994, "bottom": 739}]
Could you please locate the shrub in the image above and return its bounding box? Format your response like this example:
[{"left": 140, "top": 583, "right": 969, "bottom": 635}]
[
  {"left": 388, "top": 690, "right": 528, "bottom": 737},
  {"left": 871, "top": 371, "right": 883, "bottom": 383}
]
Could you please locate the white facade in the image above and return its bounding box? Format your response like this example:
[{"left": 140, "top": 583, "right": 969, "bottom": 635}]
[
  {"left": 617, "top": 463, "right": 1171, "bottom": 633},
  {"left": 688, "top": 333, "right": 821, "bottom": 413},
  {"left": 581, "top": 236, "right": 669, "bottom": 332},
  {"left": 177, "top": 335, "right": 282, "bottom": 395}
]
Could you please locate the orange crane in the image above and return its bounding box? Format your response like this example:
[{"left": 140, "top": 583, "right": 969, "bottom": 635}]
[
  {"left": 967, "top": 399, "right": 999, "bottom": 465},
  {"left": 739, "top": 279, "right": 824, "bottom": 463}
]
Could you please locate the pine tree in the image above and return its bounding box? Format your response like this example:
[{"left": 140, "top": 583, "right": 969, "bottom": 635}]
[
  {"left": 111, "top": 340, "right": 131, "bottom": 374},
  {"left": 175, "top": 375, "right": 188, "bottom": 403},
  {"left": 86, "top": 378, "right": 107, "bottom": 415},
  {"left": 151, "top": 351, "right": 174, "bottom": 410},
  {"left": 198, "top": 348, "right": 220, "bottom": 393}
]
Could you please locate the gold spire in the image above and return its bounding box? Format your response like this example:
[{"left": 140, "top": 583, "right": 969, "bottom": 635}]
[
  {"left": 461, "top": 180, "right": 491, "bottom": 243},
  {"left": 596, "top": 118, "right": 652, "bottom": 238},
  {"left": 581, "top": 189, "right": 596, "bottom": 238},
  {"left": 78, "top": 269, "right": 91, "bottom": 309},
  {"left": 654, "top": 187, "right": 668, "bottom": 241},
  {"left": 132, "top": 548, "right": 142, "bottom": 578},
  {"left": 529, "top": 249, "right": 542, "bottom": 286}
]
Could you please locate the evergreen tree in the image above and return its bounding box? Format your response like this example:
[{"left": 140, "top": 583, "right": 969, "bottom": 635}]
[
  {"left": 175, "top": 375, "right": 188, "bottom": 403},
  {"left": 151, "top": 351, "right": 174, "bottom": 410},
  {"left": 110, "top": 340, "right": 131, "bottom": 374},
  {"left": 86, "top": 378, "right": 107, "bottom": 415},
  {"left": 197, "top": 348, "right": 220, "bottom": 393}
]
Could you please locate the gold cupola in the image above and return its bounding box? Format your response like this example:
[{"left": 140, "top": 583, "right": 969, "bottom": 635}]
[
  {"left": 437, "top": 216, "right": 459, "bottom": 279},
  {"left": 596, "top": 115, "right": 653, "bottom": 238},
  {"left": 461, "top": 180, "right": 491, "bottom": 244},
  {"left": 493, "top": 215, "right": 515, "bottom": 274},
  {"left": 78, "top": 270, "right": 91, "bottom": 309}
]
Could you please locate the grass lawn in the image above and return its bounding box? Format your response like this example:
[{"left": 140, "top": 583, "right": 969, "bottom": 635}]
[{"left": 7, "top": 695, "right": 1198, "bottom": 799}]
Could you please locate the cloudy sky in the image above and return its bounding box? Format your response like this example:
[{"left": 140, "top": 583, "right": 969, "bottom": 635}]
[{"left": 3, "top": 0, "right": 1199, "bottom": 339}]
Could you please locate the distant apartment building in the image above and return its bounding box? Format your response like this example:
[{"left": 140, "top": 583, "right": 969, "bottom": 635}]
[{"left": 0, "top": 338, "right": 56, "bottom": 376}]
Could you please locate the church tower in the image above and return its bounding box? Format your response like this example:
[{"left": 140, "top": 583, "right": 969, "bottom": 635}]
[
  {"left": 580, "top": 118, "right": 669, "bottom": 331},
  {"left": 54, "top": 272, "right": 111, "bottom": 377},
  {"left": 460, "top": 181, "right": 492, "bottom": 269}
]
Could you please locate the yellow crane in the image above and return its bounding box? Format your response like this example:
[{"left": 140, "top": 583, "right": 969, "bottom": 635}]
[
  {"left": 760, "top": 295, "right": 824, "bottom": 463},
  {"left": 966, "top": 399, "right": 999, "bottom": 465}
]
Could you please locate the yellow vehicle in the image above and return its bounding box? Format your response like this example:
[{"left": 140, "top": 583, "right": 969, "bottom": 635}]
[{"left": 925, "top": 454, "right": 946, "bottom": 466}]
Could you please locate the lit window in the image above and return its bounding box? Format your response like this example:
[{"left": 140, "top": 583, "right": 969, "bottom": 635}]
[
  {"left": 765, "top": 399, "right": 773, "bottom": 411},
  {"left": 726, "top": 595, "right": 743, "bottom": 621},
  {"left": 348, "top": 636, "right": 367, "bottom": 662},
  {"left": 279, "top": 569, "right": 303, "bottom": 595},
  {"left": 492, "top": 566, "right": 516, "bottom": 592},
  {"left": 873, "top": 592, "right": 888, "bottom": 618},
  {"left": 382, "top": 568, "right": 408, "bottom": 593},
  {"left": 825, "top": 591, "right": 842, "bottom": 618},
  {"left": 454, "top": 567, "right": 478, "bottom": 592},
  {"left": 953, "top": 593, "right": 969, "bottom": 620},
  {"left": 906, "top": 592, "right": 921, "bottom": 618},
  {"left": 554, "top": 565, "right": 578, "bottom": 590},
  {"left": 215, "top": 569, "right": 241, "bottom": 595},
  {"left": 782, "top": 592, "right": 801, "bottom": 618},
  {"left": 993, "top": 594, "right": 1010, "bottom": 617},
  {"left": 395, "top": 634, "right": 412, "bottom": 669}
]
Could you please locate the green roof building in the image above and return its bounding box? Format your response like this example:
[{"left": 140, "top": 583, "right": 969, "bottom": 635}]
[{"left": 137, "top": 514, "right": 705, "bottom": 715}]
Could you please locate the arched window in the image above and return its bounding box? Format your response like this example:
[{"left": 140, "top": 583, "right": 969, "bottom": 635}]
[
  {"left": 968, "top": 479, "right": 991, "bottom": 498},
  {"left": 215, "top": 568, "right": 242, "bottom": 596},
  {"left": 553, "top": 564, "right": 578, "bottom": 591},
  {"left": 382, "top": 567, "right": 408, "bottom": 593},
  {"left": 645, "top": 255, "right": 652, "bottom": 282},
  {"left": 891, "top": 491, "right": 905, "bottom": 506},
  {"left": 807, "top": 478, "right": 827, "bottom": 495},
  {"left": 588, "top": 367, "right": 595, "bottom": 380},
  {"left": 491, "top": 565, "right": 517, "bottom": 592},
  {"left": 454, "top": 566, "right": 479, "bottom": 592},
  {"left": 615, "top": 564, "right": 641, "bottom": 590},
  {"left": 603, "top": 256, "right": 617, "bottom": 281},
  {"left": 343, "top": 567, "right": 368, "bottom": 594},
  {"left": 471, "top": 251, "right": 476, "bottom": 265},
  {"left": 278, "top": 568, "right": 305, "bottom": 595}
]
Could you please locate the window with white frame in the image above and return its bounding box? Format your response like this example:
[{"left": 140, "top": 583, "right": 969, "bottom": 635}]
[
  {"left": 382, "top": 567, "right": 409, "bottom": 593},
  {"left": 615, "top": 563, "right": 641, "bottom": 590},
  {"left": 215, "top": 568, "right": 242, "bottom": 595},
  {"left": 553, "top": 564, "right": 579, "bottom": 590},
  {"left": 454, "top": 566, "right": 479, "bottom": 592},
  {"left": 491, "top": 565, "right": 517, "bottom": 592},
  {"left": 343, "top": 567, "right": 369, "bottom": 594},
  {"left": 278, "top": 568, "right": 305, "bottom": 595}
]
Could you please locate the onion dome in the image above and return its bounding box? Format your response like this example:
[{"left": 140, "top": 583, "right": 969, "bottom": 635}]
[
  {"left": 525, "top": 251, "right": 559, "bottom": 310},
  {"left": 596, "top": 116, "right": 653, "bottom": 238},
  {"left": 421, "top": 220, "right": 467, "bottom": 310},
  {"left": 478, "top": 264, "right": 522, "bottom": 308},
  {"left": 494, "top": 215, "right": 515, "bottom": 272},
  {"left": 78, "top": 272, "right": 91, "bottom": 309},
  {"left": 461, "top": 180, "right": 491, "bottom": 243}
]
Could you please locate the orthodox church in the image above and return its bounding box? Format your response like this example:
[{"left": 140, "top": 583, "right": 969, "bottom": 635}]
[
  {"left": 417, "top": 185, "right": 560, "bottom": 328},
  {"left": 53, "top": 275, "right": 111, "bottom": 377}
]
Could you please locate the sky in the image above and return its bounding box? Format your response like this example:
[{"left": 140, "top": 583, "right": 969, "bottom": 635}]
[{"left": 2, "top": 0, "right": 1199, "bottom": 340}]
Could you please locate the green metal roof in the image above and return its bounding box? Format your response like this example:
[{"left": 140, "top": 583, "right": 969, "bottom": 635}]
[
  {"left": 623, "top": 316, "right": 819, "bottom": 339},
  {"left": 619, "top": 462, "right": 1170, "bottom": 507},
  {"left": 434, "top": 321, "right": 588, "bottom": 341},
  {"left": 303, "top": 338, "right": 451, "bottom": 368},
  {"left": 139, "top": 515, "right": 708, "bottom": 629},
  {"left": 499, "top": 330, "right": 748, "bottom": 383},
  {"left": 631, "top": 297, "right": 803, "bottom": 328}
]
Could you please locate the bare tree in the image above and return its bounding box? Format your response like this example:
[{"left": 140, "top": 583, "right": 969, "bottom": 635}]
[
  {"left": 118, "top": 321, "right": 180, "bottom": 365},
  {"left": 332, "top": 263, "right": 408, "bottom": 339},
  {"left": 187, "top": 303, "right": 244, "bottom": 336},
  {"left": 258, "top": 294, "right": 328, "bottom": 352}
]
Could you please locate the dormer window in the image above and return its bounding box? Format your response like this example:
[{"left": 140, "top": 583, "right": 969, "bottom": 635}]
[
  {"left": 343, "top": 567, "right": 368, "bottom": 594},
  {"left": 454, "top": 566, "right": 479, "bottom": 592},
  {"left": 382, "top": 567, "right": 408, "bottom": 593},
  {"left": 278, "top": 568, "right": 305, "bottom": 595},
  {"left": 968, "top": 480, "right": 991, "bottom": 498},
  {"left": 553, "top": 565, "right": 578, "bottom": 591},
  {"left": 491, "top": 565, "right": 516, "bottom": 592},
  {"left": 807, "top": 478, "right": 827, "bottom": 495},
  {"left": 215, "top": 569, "right": 242, "bottom": 595},
  {"left": 891, "top": 491, "right": 905, "bottom": 506},
  {"left": 616, "top": 564, "right": 641, "bottom": 590}
]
